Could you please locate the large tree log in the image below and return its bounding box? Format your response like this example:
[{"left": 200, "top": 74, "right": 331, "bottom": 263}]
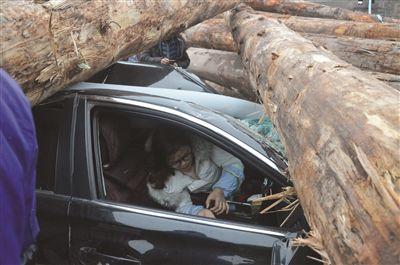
[
  {"left": 183, "top": 18, "right": 400, "bottom": 74},
  {"left": 246, "top": 0, "right": 400, "bottom": 23},
  {"left": 228, "top": 5, "right": 400, "bottom": 264},
  {"left": 187, "top": 47, "right": 400, "bottom": 97},
  {"left": 0, "top": 0, "right": 240, "bottom": 104},
  {"left": 256, "top": 12, "right": 400, "bottom": 40},
  {"left": 305, "top": 33, "right": 400, "bottom": 75},
  {"left": 369, "top": 72, "right": 400, "bottom": 91},
  {"left": 183, "top": 18, "right": 237, "bottom": 52},
  {"left": 183, "top": 18, "right": 238, "bottom": 53},
  {"left": 187, "top": 47, "right": 257, "bottom": 101},
  {"left": 203, "top": 79, "right": 249, "bottom": 100},
  {"left": 183, "top": 15, "right": 400, "bottom": 45}
]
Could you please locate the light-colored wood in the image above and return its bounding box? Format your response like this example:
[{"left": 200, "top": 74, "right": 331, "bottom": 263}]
[
  {"left": 183, "top": 18, "right": 400, "bottom": 74},
  {"left": 0, "top": 0, "right": 240, "bottom": 104},
  {"left": 183, "top": 18, "right": 237, "bottom": 52},
  {"left": 305, "top": 33, "right": 400, "bottom": 75},
  {"left": 187, "top": 47, "right": 257, "bottom": 101},
  {"left": 188, "top": 47, "right": 400, "bottom": 93},
  {"left": 368, "top": 72, "right": 400, "bottom": 91},
  {"left": 203, "top": 80, "right": 249, "bottom": 100},
  {"left": 228, "top": 5, "right": 400, "bottom": 264},
  {"left": 263, "top": 12, "right": 400, "bottom": 40},
  {"left": 246, "top": 0, "right": 400, "bottom": 23}
]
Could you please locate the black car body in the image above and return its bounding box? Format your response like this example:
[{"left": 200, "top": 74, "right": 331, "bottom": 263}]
[{"left": 33, "top": 64, "right": 317, "bottom": 265}]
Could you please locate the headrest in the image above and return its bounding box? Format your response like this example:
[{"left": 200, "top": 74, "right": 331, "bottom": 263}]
[{"left": 99, "top": 114, "right": 131, "bottom": 167}]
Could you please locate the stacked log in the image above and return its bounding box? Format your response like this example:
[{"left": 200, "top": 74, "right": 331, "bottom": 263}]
[
  {"left": 0, "top": 0, "right": 240, "bottom": 104},
  {"left": 187, "top": 48, "right": 257, "bottom": 101},
  {"left": 183, "top": 18, "right": 400, "bottom": 75},
  {"left": 305, "top": 34, "right": 400, "bottom": 75},
  {"left": 369, "top": 72, "right": 400, "bottom": 91},
  {"left": 244, "top": 12, "right": 400, "bottom": 40},
  {"left": 203, "top": 80, "right": 249, "bottom": 100},
  {"left": 246, "top": 0, "right": 400, "bottom": 23},
  {"left": 186, "top": 47, "right": 400, "bottom": 94},
  {"left": 227, "top": 5, "right": 400, "bottom": 264},
  {"left": 183, "top": 18, "right": 237, "bottom": 52}
]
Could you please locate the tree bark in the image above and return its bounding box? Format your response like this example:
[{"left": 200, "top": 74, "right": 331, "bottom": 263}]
[
  {"left": 0, "top": 0, "right": 240, "bottom": 104},
  {"left": 183, "top": 18, "right": 400, "bottom": 74},
  {"left": 182, "top": 19, "right": 237, "bottom": 53},
  {"left": 203, "top": 79, "right": 249, "bottom": 100},
  {"left": 304, "top": 33, "right": 400, "bottom": 75},
  {"left": 369, "top": 72, "right": 400, "bottom": 91},
  {"left": 187, "top": 47, "right": 257, "bottom": 101},
  {"left": 183, "top": 14, "right": 400, "bottom": 42},
  {"left": 257, "top": 12, "right": 400, "bottom": 40},
  {"left": 186, "top": 47, "right": 400, "bottom": 95},
  {"left": 228, "top": 5, "right": 400, "bottom": 264},
  {"left": 246, "top": 0, "right": 400, "bottom": 23}
]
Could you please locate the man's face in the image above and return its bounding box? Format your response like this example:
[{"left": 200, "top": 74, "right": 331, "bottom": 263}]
[{"left": 168, "top": 145, "right": 193, "bottom": 172}]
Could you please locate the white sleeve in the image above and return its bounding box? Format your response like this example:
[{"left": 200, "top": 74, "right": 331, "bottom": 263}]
[{"left": 210, "top": 144, "right": 244, "bottom": 169}]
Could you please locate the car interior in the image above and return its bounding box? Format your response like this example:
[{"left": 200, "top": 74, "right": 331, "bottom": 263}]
[
  {"left": 93, "top": 108, "right": 309, "bottom": 232},
  {"left": 86, "top": 62, "right": 212, "bottom": 93},
  {"left": 87, "top": 62, "right": 173, "bottom": 87},
  {"left": 34, "top": 104, "right": 64, "bottom": 192}
]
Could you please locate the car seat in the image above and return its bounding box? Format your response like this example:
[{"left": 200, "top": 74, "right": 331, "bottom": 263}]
[{"left": 99, "top": 114, "right": 151, "bottom": 204}]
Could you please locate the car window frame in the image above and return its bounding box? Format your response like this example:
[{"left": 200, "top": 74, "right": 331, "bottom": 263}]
[
  {"left": 34, "top": 108, "right": 60, "bottom": 193},
  {"left": 89, "top": 102, "right": 287, "bottom": 201},
  {"left": 33, "top": 95, "right": 77, "bottom": 196},
  {"left": 86, "top": 97, "right": 293, "bottom": 234}
]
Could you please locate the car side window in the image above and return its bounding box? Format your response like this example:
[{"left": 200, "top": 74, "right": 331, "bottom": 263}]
[
  {"left": 33, "top": 104, "right": 64, "bottom": 191},
  {"left": 91, "top": 107, "right": 309, "bottom": 231}
]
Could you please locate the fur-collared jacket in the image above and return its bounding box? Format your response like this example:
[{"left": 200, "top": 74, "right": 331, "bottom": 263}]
[{"left": 147, "top": 136, "right": 244, "bottom": 216}]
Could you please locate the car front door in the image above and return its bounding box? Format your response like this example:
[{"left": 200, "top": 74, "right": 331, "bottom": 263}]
[{"left": 68, "top": 96, "right": 297, "bottom": 265}]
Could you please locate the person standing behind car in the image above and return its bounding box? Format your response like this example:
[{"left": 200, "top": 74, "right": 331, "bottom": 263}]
[
  {"left": 0, "top": 69, "right": 39, "bottom": 264},
  {"left": 140, "top": 34, "right": 190, "bottom": 69}
]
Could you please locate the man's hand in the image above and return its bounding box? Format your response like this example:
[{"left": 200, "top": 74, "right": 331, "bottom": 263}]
[
  {"left": 161, "top": 58, "right": 173, "bottom": 65},
  {"left": 197, "top": 209, "right": 215, "bottom": 219},
  {"left": 206, "top": 188, "right": 229, "bottom": 215}
]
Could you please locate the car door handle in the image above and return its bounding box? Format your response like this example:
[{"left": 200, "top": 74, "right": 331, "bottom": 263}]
[{"left": 79, "top": 247, "right": 141, "bottom": 265}]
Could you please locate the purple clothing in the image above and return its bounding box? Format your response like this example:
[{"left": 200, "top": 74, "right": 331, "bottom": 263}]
[{"left": 0, "top": 69, "right": 39, "bottom": 264}]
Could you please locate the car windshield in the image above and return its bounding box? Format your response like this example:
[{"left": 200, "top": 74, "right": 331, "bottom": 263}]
[
  {"left": 239, "top": 116, "right": 286, "bottom": 155},
  {"left": 173, "top": 67, "right": 215, "bottom": 90},
  {"left": 223, "top": 110, "right": 287, "bottom": 161},
  {"left": 87, "top": 62, "right": 212, "bottom": 93}
]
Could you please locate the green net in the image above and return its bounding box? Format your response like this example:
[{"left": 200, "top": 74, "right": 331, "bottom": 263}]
[{"left": 241, "top": 116, "right": 286, "bottom": 155}]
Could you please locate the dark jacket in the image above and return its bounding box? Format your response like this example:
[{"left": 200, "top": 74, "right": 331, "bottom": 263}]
[{"left": 140, "top": 37, "right": 190, "bottom": 69}]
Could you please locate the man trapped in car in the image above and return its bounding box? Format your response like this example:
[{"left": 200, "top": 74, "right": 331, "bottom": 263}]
[
  {"left": 139, "top": 34, "right": 190, "bottom": 69},
  {"left": 147, "top": 128, "right": 245, "bottom": 218}
]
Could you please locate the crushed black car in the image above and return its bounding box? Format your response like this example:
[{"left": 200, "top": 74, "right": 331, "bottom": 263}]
[{"left": 33, "top": 62, "right": 318, "bottom": 265}]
